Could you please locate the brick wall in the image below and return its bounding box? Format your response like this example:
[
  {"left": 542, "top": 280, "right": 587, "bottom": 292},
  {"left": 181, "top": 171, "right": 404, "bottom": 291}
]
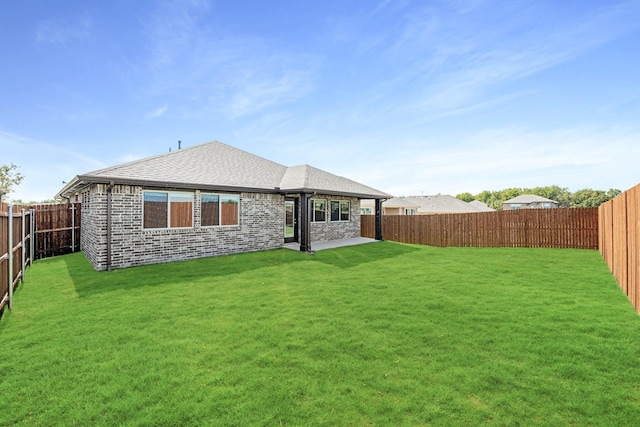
[
  {"left": 81, "top": 184, "right": 108, "bottom": 269},
  {"left": 80, "top": 185, "right": 362, "bottom": 270},
  {"left": 310, "top": 195, "right": 361, "bottom": 242}
]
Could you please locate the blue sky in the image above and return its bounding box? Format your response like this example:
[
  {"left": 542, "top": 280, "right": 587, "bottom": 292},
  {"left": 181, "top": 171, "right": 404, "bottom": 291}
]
[{"left": 2, "top": 0, "right": 640, "bottom": 202}]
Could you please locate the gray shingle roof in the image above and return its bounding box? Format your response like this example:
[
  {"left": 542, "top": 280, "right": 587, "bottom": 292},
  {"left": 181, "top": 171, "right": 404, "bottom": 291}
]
[
  {"left": 503, "top": 194, "right": 557, "bottom": 204},
  {"left": 404, "top": 195, "right": 486, "bottom": 213},
  {"left": 57, "top": 141, "right": 391, "bottom": 199},
  {"left": 363, "top": 195, "right": 491, "bottom": 213},
  {"left": 360, "top": 194, "right": 495, "bottom": 213},
  {"left": 469, "top": 200, "right": 495, "bottom": 211},
  {"left": 280, "top": 164, "right": 390, "bottom": 198},
  {"left": 381, "top": 197, "right": 420, "bottom": 208}
]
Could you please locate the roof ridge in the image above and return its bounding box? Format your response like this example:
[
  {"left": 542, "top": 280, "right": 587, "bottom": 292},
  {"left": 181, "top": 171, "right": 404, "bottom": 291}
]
[{"left": 84, "top": 140, "right": 224, "bottom": 176}]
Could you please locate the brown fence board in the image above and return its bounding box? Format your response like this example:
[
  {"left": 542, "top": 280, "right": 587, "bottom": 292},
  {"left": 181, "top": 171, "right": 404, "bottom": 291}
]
[
  {"left": 31, "top": 203, "right": 81, "bottom": 259},
  {"left": 2, "top": 203, "right": 80, "bottom": 313},
  {"left": 363, "top": 208, "right": 598, "bottom": 250},
  {"left": 612, "top": 194, "right": 629, "bottom": 295},
  {"left": 627, "top": 187, "right": 639, "bottom": 311},
  {"left": 600, "top": 183, "right": 640, "bottom": 313}
]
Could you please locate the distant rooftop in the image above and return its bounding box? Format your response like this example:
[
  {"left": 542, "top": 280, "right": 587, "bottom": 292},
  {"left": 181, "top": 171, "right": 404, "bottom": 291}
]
[
  {"left": 362, "top": 195, "right": 494, "bottom": 213},
  {"left": 504, "top": 194, "right": 557, "bottom": 204}
]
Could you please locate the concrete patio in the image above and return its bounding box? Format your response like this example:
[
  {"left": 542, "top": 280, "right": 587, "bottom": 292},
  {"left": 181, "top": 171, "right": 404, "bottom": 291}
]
[{"left": 283, "top": 237, "right": 379, "bottom": 252}]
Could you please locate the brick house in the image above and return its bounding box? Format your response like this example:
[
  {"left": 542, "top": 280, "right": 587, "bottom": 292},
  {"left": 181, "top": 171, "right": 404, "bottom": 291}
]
[{"left": 56, "top": 141, "right": 390, "bottom": 271}]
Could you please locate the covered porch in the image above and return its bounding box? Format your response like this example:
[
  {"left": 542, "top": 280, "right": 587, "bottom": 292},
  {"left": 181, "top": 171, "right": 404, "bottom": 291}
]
[{"left": 289, "top": 194, "right": 385, "bottom": 254}]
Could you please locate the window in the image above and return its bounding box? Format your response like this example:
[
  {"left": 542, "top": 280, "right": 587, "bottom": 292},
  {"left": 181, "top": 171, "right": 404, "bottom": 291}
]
[
  {"left": 330, "top": 200, "right": 350, "bottom": 222},
  {"left": 405, "top": 208, "right": 416, "bottom": 215},
  {"left": 311, "top": 199, "right": 326, "bottom": 222},
  {"left": 202, "top": 193, "right": 239, "bottom": 226},
  {"left": 143, "top": 191, "right": 193, "bottom": 229},
  {"left": 511, "top": 204, "right": 521, "bottom": 210},
  {"left": 360, "top": 207, "right": 372, "bottom": 215}
]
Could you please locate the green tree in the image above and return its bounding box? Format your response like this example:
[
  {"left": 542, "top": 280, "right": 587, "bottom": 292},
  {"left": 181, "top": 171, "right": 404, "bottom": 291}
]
[
  {"left": 0, "top": 163, "right": 24, "bottom": 202},
  {"left": 467, "top": 185, "right": 622, "bottom": 209},
  {"left": 456, "top": 192, "right": 475, "bottom": 202},
  {"left": 475, "top": 190, "right": 505, "bottom": 210},
  {"left": 606, "top": 188, "right": 622, "bottom": 199},
  {"left": 571, "top": 188, "right": 620, "bottom": 207}
]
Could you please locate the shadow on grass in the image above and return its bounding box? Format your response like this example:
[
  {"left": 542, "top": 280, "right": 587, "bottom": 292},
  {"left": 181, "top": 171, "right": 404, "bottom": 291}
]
[
  {"left": 310, "top": 241, "right": 420, "bottom": 269},
  {"left": 63, "top": 248, "right": 310, "bottom": 298},
  {"left": 63, "top": 242, "right": 418, "bottom": 298}
]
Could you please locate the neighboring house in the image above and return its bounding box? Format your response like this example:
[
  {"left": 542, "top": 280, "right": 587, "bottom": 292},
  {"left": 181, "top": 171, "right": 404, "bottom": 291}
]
[
  {"left": 56, "top": 141, "right": 391, "bottom": 271},
  {"left": 503, "top": 194, "right": 559, "bottom": 210},
  {"left": 360, "top": 197, "right": 420, "bottom": 215},
  {"left": 361, "top": 195, "right": 494, "bottom": 215}
]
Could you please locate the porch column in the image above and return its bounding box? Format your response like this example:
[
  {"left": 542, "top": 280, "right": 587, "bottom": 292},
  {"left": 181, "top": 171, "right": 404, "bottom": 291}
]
[
  {"left": 375, "top": 198, "right": 383, "bottom": 241},
  {"left": 300, "top": 193, "right": 312, "bottom": 252}
]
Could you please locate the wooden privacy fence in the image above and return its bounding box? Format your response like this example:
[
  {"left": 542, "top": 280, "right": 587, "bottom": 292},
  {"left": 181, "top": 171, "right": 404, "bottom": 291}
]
[
  {"left": 0, "top": 206, "right": 34, "bottom": 313},
  {"left": 1, "top": 203, "right": 80, "bottom": 313},
  {"left": 599, "top": 183, "right": 640, "bottom": 313},
  {"left": 31, "top": 203, "right": 81, "bottom": 259},
  {"left": 362, "top": 207, "right": 598, "bottom": 249}
]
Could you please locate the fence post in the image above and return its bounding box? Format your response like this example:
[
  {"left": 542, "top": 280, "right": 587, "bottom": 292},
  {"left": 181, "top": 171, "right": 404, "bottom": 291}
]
[
  {"left": 21, "top": 208, "right": 26, "bottom": 283},
  {"left": 30, "top": 209, "right": 35, "bottom": 264},
  {"left": 8, "top": 205, "right": 13, "bottom": 310}
]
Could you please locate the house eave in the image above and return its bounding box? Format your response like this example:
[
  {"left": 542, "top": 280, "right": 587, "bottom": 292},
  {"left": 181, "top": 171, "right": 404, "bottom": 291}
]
[
  {"left": 281, "top": 187, "right": 393, "bottom": 199},
  {"left": 55, "top": 176, "right": 87, "bottom": 201},
  {"left": 57, "top": 175, "right": 288, "bottom": 199},
  {"left": 56, "top": 177, "right": 393, "bottom": 201}
]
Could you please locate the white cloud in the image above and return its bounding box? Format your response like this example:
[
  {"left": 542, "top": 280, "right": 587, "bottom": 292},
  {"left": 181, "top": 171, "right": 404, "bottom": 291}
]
[
  {"left": 357, "top": 126, "right": 640, "bottom": 197},
  {"left": 141, "top": 1, "right": 320, "bottom": 120},
  {"left": 369, "top": 0, "right": 640, "bottom": 118},
  {"left": 35, "top": 12, "right": 92, "bottom": 47},
  {"left": 147, "top": 104, "right": 168, "bottom": 119},
  {"left": 224, "top": 70, "right": 314, "bottom": 119}
]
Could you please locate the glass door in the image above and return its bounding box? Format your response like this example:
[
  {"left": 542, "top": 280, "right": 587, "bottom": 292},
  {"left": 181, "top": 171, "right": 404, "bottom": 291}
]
[{"left": 284, "top": 199, "right": 298, "bottom": 243}]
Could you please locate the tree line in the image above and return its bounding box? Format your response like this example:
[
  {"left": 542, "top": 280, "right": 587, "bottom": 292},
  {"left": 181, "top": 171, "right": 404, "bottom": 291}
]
[
  {"left": 456, "top": 186, "right": 621, "bottom": 210},
  {"left": 0, "top": 163, "right": 24, "bottom": 205}
]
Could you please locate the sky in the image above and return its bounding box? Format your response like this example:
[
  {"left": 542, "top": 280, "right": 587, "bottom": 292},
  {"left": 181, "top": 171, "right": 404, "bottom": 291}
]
[{"left": 2, "top": 0, "right": 640, "bottom": 202}]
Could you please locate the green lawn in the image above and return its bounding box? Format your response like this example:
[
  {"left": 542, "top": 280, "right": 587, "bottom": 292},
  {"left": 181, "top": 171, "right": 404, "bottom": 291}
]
[{"left": 1, "top": 242, "right": 639, "bottom": 426}]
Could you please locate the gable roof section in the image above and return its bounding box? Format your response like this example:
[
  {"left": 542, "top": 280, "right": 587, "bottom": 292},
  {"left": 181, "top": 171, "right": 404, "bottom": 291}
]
[
  {"left": 279, "top": 164, "right": 390, "bottom": 198},
  {"left": 56, "top": 141, "right": 391, "bottom": 199},
  {"left": 381, "top": 197, "right": 420, "bottom": 208},
  {"left": 469, "top": 200, "right": 495, "bottom": 211}
]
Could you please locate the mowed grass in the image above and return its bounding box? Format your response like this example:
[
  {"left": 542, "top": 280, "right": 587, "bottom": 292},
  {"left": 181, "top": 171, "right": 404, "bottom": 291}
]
[{"left": 1, "top": 242, "right": 639, "bottom": 426}]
